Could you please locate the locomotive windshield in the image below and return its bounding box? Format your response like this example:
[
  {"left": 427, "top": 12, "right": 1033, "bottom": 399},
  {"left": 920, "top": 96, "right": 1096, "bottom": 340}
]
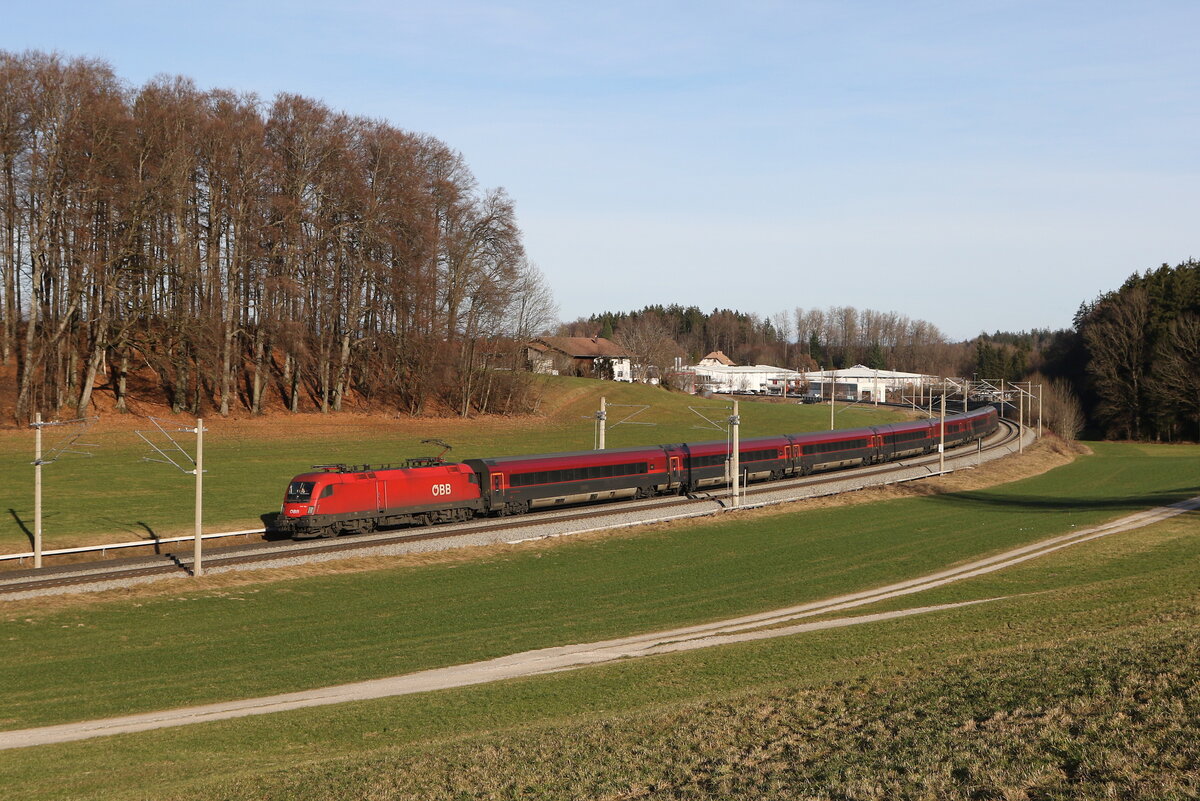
[{"left": 286, "top": 481, "right": 316, "bottom": 502}]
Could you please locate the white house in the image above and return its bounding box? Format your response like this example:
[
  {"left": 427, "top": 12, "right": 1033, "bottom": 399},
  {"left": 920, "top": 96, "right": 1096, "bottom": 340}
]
[{"left": 525, "top": 337, "right": 633, "bottom": 381}]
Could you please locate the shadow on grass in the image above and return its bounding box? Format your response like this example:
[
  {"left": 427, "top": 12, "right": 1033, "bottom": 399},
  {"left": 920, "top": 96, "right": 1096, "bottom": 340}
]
[
  {"left": 7, "top": 508, "right": 33, "bottom": 548},
  {"left": 926, "top": 486, "right": 1200, "bottom": 515}
]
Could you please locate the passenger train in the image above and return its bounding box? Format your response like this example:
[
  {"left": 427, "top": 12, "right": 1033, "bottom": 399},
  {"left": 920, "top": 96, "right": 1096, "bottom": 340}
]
[{"left": 270, "top": 405, "right": 999, "bottom": 539}]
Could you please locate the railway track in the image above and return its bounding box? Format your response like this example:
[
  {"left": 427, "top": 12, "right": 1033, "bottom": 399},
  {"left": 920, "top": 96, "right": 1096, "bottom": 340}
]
[{"left": 0, "top": 419, "right": 1024, "bottom": 598}]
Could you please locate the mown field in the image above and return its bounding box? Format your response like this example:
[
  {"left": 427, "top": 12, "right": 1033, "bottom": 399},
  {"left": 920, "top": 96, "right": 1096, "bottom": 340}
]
[
  {"left": 0, "top": 440, "right": 1196, "bottom": 799},
  {"left": 0, "top": 378, "right": 910, "bottom": 552}
]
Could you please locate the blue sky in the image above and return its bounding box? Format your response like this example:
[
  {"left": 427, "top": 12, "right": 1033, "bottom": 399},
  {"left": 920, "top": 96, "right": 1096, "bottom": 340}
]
[{"left": 5, "top": 1, "right": 1196, "bottom": 339}]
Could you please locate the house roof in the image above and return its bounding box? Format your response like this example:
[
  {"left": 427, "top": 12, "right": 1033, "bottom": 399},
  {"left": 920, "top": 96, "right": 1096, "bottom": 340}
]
[
  {"left": 701, "top": 350, "right": 736, "bottom": 366},
  {"left": 530, "top": 336, "right": 630, "bottom": 358}
]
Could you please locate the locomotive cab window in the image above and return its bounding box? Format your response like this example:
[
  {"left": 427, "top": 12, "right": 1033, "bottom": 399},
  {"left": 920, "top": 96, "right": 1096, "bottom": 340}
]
[
  {"left": 319, "top": 484, "right": 335, "bottom": 499},
  {"left": 286, "top": 481, "right": 315, "bottom": 502}
]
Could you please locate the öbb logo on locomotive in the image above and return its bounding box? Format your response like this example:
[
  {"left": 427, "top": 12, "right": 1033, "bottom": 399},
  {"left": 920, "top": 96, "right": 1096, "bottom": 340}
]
[{"left": 270, "top": 406, "right": 999, "bottom": 540}]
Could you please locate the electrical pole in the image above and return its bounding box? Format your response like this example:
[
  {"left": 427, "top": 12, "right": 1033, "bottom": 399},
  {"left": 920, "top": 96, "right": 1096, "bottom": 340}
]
[
  {"left": 1019, "top": 388, "right": 1026, "bottom": 454},
  {"left": 939, "top": 381, "right": 946, "bottom": 474},
  {"left": 1037, "top": 384, "right": 1043, "bottom": 439},
  {"left": 597, "top": 396, "right": 606, "bottom": 450},
  {"left": 829, "top": 374, "right": 835, "bottom": 431},
  {"left": 33, "top": 413, "right": 42, "bottom": 569},
  {"left": 136, "top": 416, "right": 206, "bottom": 578},
  {"left": 194, "top": 418, "right": 204, "bottom": 577},
  {"left": 28, "top": 413, "right": 97, "bottom": 569},
  {"left": 730, "top": 400, "right": 740, "bottom": 509}
]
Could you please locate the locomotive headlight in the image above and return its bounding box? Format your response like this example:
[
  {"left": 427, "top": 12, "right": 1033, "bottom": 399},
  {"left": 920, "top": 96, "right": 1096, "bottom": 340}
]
[{"left": 307, "top": 506, "right": 315, "bottom": 514}]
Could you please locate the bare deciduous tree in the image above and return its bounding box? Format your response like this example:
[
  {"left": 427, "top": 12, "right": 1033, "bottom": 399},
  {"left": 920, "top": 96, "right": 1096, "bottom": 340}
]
[
  {"left": 2, "top": 50, "right": 552, "bottom": 421},
  {"left": 615, "top": 313, "right": 684, "bottom": 383}
]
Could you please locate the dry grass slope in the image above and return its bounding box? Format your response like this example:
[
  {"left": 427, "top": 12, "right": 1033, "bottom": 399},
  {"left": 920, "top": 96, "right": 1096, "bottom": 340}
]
[{"left": 212, "top": 618, "right": 1200, "bottom": 801}]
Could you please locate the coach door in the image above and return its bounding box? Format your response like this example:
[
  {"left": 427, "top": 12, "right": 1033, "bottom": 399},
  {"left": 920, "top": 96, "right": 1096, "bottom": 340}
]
[{"left": 492, "top": 472, "right": 504, "bottom": 502}]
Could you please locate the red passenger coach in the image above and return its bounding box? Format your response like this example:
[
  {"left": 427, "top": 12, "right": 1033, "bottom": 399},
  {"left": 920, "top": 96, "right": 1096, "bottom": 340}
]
[
  {"left": 681, "top": 435, "right": 793, "bottom": 489},
  {"left": 464, "top": 445, "right": 676, "bottom": 516},
  {"left": 789, "top": 428, "right": 879, "bottom": 474},
  {"left": 269, "top": 406, "right": 1001, "bottom": 540},
  {"left": 274, "top": 458, "right": 483, "bottom": 539}
]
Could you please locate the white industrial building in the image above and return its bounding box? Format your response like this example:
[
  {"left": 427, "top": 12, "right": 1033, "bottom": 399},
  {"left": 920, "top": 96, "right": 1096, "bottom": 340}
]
[
  {"left": 690, "top": 364, "right": 800, "bottom": 395},
  {"left": 801, "top": 365, "right": 939, "bottom": 402},
  {"left": 680, "top": 355, "right": 941, "bottom": 401}
]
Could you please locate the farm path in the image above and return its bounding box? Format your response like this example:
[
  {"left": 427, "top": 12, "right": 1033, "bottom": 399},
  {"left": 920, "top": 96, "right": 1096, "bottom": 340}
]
[{"left": 1, "top": 495, "right": 1196, "bottom": 751}]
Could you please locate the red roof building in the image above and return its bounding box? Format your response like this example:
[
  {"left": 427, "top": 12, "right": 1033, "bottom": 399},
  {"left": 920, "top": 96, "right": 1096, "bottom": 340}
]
[{"left": 526, "top": 337, "right": 633, "bottom": 381}]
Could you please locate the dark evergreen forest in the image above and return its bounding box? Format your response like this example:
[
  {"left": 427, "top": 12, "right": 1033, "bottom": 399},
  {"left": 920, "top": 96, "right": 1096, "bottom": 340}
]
[{"left": 970, "top": 260, "right": 1199, "bottom": 442}]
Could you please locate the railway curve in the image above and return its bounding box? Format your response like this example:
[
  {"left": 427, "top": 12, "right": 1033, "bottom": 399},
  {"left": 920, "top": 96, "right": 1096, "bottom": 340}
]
[{"left": 0, "top": 418, "right": 1028, "bottom": 600}]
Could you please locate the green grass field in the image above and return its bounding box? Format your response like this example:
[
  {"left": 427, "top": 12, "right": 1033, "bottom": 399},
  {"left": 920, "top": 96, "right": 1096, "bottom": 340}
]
[
  {"left": 0, "top": 441, "right": 1197, "bottom": 799},
  {"left": 0, "top": 378, "right": 910, "bottom": 552}
]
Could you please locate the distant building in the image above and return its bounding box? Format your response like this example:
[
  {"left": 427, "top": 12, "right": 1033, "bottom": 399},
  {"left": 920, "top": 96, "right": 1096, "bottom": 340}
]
[
  {"left": 525, "top": 336, "right": 633, "bottom": 381},
  {"left": 803, "top": 365, "right": 938, "bottom": 402},
  {"left": 686, "top": 361, "right": 800, "bottom": 395},
  {"left": 698, "top": 350, "right": 736, "bottom": 367},
  {"left": 676, "top": 361, "right": 942, "bottom": 400}
]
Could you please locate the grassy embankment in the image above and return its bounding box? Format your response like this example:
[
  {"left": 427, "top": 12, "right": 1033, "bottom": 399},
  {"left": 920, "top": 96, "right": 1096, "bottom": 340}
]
[
  {"left": 0, "top": 377, "right": 909, "bottom": 552},
  {"left": 0, "top": 441, "right": 1196, "bottom": 799}
]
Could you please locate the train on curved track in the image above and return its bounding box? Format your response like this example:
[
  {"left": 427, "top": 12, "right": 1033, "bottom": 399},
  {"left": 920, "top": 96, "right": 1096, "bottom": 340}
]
[{"left": 269, "top": 405, "right": 999, "bottom": 539}]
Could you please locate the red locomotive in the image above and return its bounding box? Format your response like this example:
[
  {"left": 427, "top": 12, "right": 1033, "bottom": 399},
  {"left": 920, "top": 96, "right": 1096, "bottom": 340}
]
[
  {"left": 270, "top": 406, "right": 999, "bottom": 539},
  {"left": 276, "top": 457, "right": 483, "bottom": 538}
]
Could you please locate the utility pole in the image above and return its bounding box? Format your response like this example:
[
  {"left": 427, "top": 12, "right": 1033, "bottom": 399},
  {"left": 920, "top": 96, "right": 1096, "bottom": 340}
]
[
  {"left": 829, "top": 374, "right": 835, "bottom": 431},
  {"left": 1037, "top": 384, "right": 1043, "bottom": 439},
  {"left": 1018, "top": 388, "right": 1025, "bottom": 454},
  {"left": 597, "top": 397, "right": 606, "bottom": 450},
  {"left": 730, "top": 400, "right": 741, "bottom": 508},
  {"left": 28, "top": 413, "right": 98, "bottom": 569},
  {"left": 33, "top": 413, "right": 42, "bottom": 569},
  {"left": 194, "top": 418, "right": 204, "bottom": 577},
  {"left": 939, "top": 382, "right": 946, "bottom": 474},
  {"left": 136, "top": 417, "right": 207, "bottom": 578}
]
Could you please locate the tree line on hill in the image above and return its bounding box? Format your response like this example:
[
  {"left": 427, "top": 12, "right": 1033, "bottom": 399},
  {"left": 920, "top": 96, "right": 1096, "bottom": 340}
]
[
  {"left": 571, "top": 259, "right": 1199, "bottom": 444},
  {"left": 564, "top": 304, "right": 962, "bottom": 378},
  {"left": 0, "top": 51, "right": 557, "bottom": 423}
]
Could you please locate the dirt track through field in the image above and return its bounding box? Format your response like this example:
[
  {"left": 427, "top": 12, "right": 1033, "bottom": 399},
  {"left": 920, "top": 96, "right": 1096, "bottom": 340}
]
[{"left": 1, "top": 495, "right": 1197, "bottom": 751}]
